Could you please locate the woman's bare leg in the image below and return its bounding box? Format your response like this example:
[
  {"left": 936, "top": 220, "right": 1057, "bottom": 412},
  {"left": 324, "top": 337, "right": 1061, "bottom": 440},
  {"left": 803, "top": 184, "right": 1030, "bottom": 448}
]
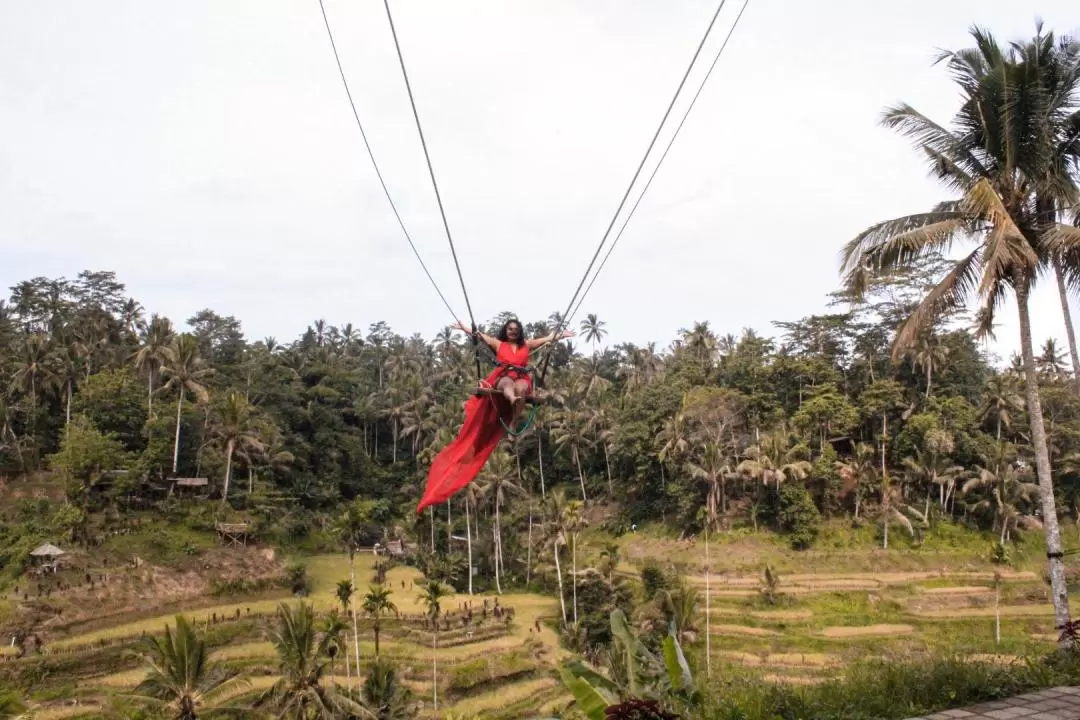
[
  {"left": 496, "top": 377, "right": 517, "bottom": 408},
  {"left": 511, "top": 379, "right": 530, "bottom": 423}
]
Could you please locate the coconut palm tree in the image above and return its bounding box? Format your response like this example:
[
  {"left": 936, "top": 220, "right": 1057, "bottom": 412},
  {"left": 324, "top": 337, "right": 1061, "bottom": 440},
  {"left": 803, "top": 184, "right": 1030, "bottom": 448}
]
[
  {"left": 979, "top": 374, "right": 1024, "bottom": 442},
  {"left": 127, "top": 615, "right": 246, "bottom": 720},
  {"left": 335, "top": 580, "right": 355, "bottom": 683},
  {"left": 551, "top": 406, "right": 590, "bottom": 501},
  {"left": 737, "top": 433, "right": 811, "bottom": 492},
  {"left": 477, "top": 450, "right": 524, "bottom": 593},
  {"left": 362, "top": 584, "right": 397, "bottom": 657},
  {"left": 12, "top": 332, "right": 54, "bottom": 464},
  {"left": 837, "top": 442, "right": 878, "bottom": 520},
  {"left": 1039, "top": 338, "right": 1069, "bottom": 379},
  {"left": 257, "top": 602, "right": 369, "bottom": 718},
  {"left": 839, "top": 27, "right": 1074, "bottom": 636},
  {"left": 580, "top": 313, "right": 607, "bottom": 355},
  {"left": 132, "top": 314, "right": 175, "bottom": 417},
  {"left": 212, "top": 391, "right": 264, "bottom": 506},
  {"left": 333, "top": 503, "right": 368, "bottom": 688},
  {"left": 321, "top": 610, "right": 350, "bottom": 680},
  {"left": 417, "top": 579, "right": 449, "bottom": 713},
  {"left": 360, "top": 657, "right": 414, "bottom": 720},
  {"left": 545, "top": 490, "right": 571, "bottom": 629},
  {"left": 159, "top": 333, "right": 212, "bottom": 475}
]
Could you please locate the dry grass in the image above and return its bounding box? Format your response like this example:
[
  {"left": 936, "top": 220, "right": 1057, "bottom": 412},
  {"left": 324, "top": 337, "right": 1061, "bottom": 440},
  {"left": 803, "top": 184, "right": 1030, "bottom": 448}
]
[
  {"left": 819, "top": 624, "right": 915, "bottom": 638},
  {"left": 711, "top": 624, "right": 779, "bottom": 638}
]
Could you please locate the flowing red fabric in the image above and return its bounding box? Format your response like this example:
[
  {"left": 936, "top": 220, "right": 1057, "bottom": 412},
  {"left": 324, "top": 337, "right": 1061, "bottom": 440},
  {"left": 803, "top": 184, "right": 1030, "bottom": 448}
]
[{"left": 417, "top": 341, "right": 531, "bottom": 513}]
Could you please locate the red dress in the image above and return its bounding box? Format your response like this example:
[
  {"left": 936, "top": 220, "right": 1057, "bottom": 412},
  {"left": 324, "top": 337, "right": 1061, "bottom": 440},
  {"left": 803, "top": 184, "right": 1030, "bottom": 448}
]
[{"left": 417, "top": 341, "right": 530, "bottom": 513}]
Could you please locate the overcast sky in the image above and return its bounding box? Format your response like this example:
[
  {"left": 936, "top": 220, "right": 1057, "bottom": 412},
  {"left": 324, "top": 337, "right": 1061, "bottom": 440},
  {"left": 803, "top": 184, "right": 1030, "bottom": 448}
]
[{"left": 1, "top": 1, "right": 1076, "bottom": 364}]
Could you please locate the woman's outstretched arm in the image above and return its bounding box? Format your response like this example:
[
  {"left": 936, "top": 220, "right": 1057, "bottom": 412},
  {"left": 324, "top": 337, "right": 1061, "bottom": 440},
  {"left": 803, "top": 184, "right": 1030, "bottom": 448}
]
[
  {"left": 526, "top": 327, "right": 576, "bottom": 350},
  {"left": 453, "top": 322, "right": 499, "bottom": 352}
]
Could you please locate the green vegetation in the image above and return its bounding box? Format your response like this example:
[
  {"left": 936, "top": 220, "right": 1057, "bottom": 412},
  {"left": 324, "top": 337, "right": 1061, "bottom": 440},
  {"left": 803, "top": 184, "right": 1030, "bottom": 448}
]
[{"left": 2, "top": 17, "right": 1080, "bottom": 720}]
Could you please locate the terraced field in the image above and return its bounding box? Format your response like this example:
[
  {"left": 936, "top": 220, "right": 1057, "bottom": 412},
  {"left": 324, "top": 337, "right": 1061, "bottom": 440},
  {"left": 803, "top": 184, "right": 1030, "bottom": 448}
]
[
  {"left": 5, "top": 554, "right": 571, "bottom": 719},
  {"left": 4, "top": 525, "right": 1069, "bottom": 717}
]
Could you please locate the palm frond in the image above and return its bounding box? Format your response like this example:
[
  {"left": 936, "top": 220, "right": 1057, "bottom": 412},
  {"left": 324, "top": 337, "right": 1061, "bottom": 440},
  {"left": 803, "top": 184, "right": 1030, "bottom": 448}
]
[{"left": 892, "top": 247, "right": 983, "bottom": 357}]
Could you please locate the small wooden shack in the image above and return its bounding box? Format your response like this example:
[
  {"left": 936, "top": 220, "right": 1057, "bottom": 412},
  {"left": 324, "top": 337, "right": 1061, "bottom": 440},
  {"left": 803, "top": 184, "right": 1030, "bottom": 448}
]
[
  {"left": 215, "top": 522, "right": 252, "bottom": 547},
  {"left": 28, "top": 543, "right": 66, "bottom": 574}
]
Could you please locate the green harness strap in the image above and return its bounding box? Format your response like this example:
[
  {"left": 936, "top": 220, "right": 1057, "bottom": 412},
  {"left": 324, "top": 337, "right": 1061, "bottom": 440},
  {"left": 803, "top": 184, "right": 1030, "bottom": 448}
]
[{"left": 500, "top": 403, "right": 539, "bottom": 437}]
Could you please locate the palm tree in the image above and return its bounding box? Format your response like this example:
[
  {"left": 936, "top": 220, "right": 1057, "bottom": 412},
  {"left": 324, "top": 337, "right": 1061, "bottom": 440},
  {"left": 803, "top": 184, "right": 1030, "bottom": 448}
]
[
  {"left": 737, "top": 433, "right": 811, "bottom": 492},
  {"left": 839, "top": 27, "right": 1073, "bottom": 636},
  {"left": 477, "top": 450, "right": 524, "bottom": 593},
  {"left": 962, "top": 457, "right": 1041, "bottom": 543},
  {"left": 979, "top": 374, "right": 1024, "bottom": 442},
  {"left": 837, "top": 443, "right": 878, "bottom": 520},
  {"left": 257, "top": 602, "right": 369, "bottom": 718},
  {"left": 362, "top": 584, "right": 397, "bottom": 657},
  {"left": 565, "top": 498, "right": 586, "bottom": 626},
  {"left": 417, "top": 579, "right": 449, "bottom": 713},
  {"left": 905, "top": 331, "right": 949, "bottom": 398},
  {"left": 1038, "top": 338, "right": 1069, "bottom": 378},
  {"left": 12, "top": 332, "right": 54, "bottom": 463},
  {"left": 360, "top": 657, "right": 414, "bottom": 720},
  {"left": 127, "top": 615, "right": 246, "bottom": 720},
  {"left": 132, "top": 314, "right": 175, "bottom": 417},
  {"left": 321, "top": 610, "right": 350, "bottom": 680},
  {"left": 335, "top": 580, "right": 355, "bottom": 684},
  {"left": 159, "top": 333, "right": 212, "bottom": 475},
  {"left": 586, "top": 400, "right": 616, "bottom": 494},
  {"left": 580, "top": 313, "right": 607, "bottom": 355},
  {"left": 333, "top": 503, "right": 368, "bottom": 688},
  {"left": 688, "top": 441, "right": 727, "bottom": 679},
  {"left": 212, "top": 391, "right": 265, "bottom": 505},
  {"left": 545, "top": 490, "right": 571, "bottom": 628},
  {"left": 552, "top": 406, "right": 590, "bottom": 501}
]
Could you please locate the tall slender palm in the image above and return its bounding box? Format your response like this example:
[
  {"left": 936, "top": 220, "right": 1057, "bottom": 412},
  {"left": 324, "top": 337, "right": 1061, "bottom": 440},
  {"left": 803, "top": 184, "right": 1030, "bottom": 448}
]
[
  {"left": 478, "top": 450, "right": 524, "bottom": 593},
  {"left": 133, "top": 314, "right": 175, "bottom": 418},
  {"left": 159, "top": 334, "right": 212, "bottom": 475},
  {"left": 687, "top": 441, "right": 729, "bottom": 679},
  {"left": 127, "top": 615, "right": 246, "bottom": 720},
  {"left": 211, "top": 391, "right": 264, "bottom": 506},
  {"left": 417, "top": 580, "right": 449, "bottom": 713},
  {"left": 362, "top": 584, "right": 397, "bottom": 657},
  {"left": 545, "top": 490, "right": 571, "bottom": 628},
  {"left": 837, "top": 443, "right": 878, "bottom": 520},
  {"left": 840, "top": 27, "right": 1073, "bottom": 637},
  {"left": 12, "top": 332, "right": 54, "bottom": 464},
  {"left": 335, "top": 580, "right": 355, "bottom": 685},
  {"left": 579, "top": 313, "right": 607, "bottom": 355},
  {"left": 979, "top": 374, "right": 1024, "bottom": 442},
  {"left": 1039, "top": 338, "right": 1069, "bottom": 378},
  {"left": 257, "top": 602, "right": 369, "bottom": 718},
  {"left": 962, "top": 460, "right": 1040, "bottom": 543},
  {"left": 906, "top": 331, "right": 950, "bottom": 398},
  {"left": 333, "top": 503, "right": 368, "bottom": 689},
  {"left": 551, "top": 407, "right": 590, "bottom": 501}
]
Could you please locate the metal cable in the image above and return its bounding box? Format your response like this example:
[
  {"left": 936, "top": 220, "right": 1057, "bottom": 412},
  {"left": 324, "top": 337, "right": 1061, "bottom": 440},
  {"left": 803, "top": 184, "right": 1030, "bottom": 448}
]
[{"left": 317, "top": 0, "right": 464, "bottom": 327}]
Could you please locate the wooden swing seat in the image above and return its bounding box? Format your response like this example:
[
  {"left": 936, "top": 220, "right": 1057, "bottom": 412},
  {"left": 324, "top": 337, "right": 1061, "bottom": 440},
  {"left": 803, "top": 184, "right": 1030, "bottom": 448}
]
[{"left": 471, "top": 386, "right": 546, "bottom": 405}]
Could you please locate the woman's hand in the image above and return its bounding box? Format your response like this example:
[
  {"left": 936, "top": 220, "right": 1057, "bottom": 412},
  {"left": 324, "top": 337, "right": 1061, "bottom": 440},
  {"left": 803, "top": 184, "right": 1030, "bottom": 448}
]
[
  {"left": 452, "top": 322, "right": 471, "bottom": 334},
  {"left": 560, "top": 329, "right": 577, "bottom": 340}
]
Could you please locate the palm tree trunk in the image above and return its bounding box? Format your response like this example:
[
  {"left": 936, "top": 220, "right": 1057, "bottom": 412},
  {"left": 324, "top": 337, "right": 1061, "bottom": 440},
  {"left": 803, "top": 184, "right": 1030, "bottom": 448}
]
[
  {"left": 221, "top": 440, "right": 234, "bottom": 505},
  {"left": 465, "top": 496, "right": 473, "bottom": 596},
  {"left": 553, "top": 543, "right": 567, "bottom": 628},
  {"left": 447, "top": 500, "right": 452, "bottom": 547},
  {"left": 526, "top": 504, "right": 533, "bottom": 586},
  {"left": 1055, "top": 261, "right": 1080, "bottom": 395},
  {"left": 344, "top": 632, "right": 351, "bottom": 685},
  {"left": 172, "top": 390, "right": 184, "bottom": 475},
  {"left": 432, "top": 626, "right": 438, "bottom": 712},
  {"left": 374, "top": 622, "right": 381, "bottom": 656},
  {"left": 494, "top": 498, "right": 503, "bottom": 595},
  {"left": 537, "top": 432, "right": 546, "bottom": 498},
  {"left": 349, "top": 552, "right": 361, "bottom": 690},
  {"left": 572, "top": 531, "right": 578, "bottom": 625},
  {"left": 147, "top": 371, "right": 154, "bottom": 416},
  {"left": 575, "top": 451, "right": 587, "bottom": 502},
  {"left": 603, "top": 442, "right": 612, "bottom": 494},
  {"left": 65, "top": 380, "right": 72, "bottom": 427},
  {"left": 705, "top": 524, "right": 711, "bottom": 678},
  {"left": 925, "top": 363, "right": 932, "bottom": 399},
  {"left": 1017, "top": 285, "right": 1072, "bottom": 646}
]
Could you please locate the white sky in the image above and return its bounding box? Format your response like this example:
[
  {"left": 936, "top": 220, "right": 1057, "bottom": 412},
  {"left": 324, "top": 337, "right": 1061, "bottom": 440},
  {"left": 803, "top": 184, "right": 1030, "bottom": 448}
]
[{"left": 0, "top": 1, "right": 1076, "bottom": 365}]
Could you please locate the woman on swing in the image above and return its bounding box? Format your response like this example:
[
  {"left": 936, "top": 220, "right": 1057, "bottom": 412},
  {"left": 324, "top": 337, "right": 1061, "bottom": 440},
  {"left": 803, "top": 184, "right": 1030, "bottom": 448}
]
[
  {"left": 452, "top": 318, "right": 576, "bottom": 424},
  {"left": 417, "top": 318, "right": 574, "bottom": 514}
]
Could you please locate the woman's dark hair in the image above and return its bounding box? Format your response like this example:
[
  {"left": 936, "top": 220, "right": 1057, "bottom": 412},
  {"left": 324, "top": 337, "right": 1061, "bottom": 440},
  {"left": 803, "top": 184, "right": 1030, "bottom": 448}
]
[{"left": 496, "top": 318, "right": 525, "bottom": 346}]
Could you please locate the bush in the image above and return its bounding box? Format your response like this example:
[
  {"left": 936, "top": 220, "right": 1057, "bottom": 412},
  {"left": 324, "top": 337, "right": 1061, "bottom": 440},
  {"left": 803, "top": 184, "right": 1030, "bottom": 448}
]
[
  {"left": 776, "top": 482, "right": 821, "bottom": 550},
  {"left": 286, "top": 562, "right": 310, "bottom": 596}
]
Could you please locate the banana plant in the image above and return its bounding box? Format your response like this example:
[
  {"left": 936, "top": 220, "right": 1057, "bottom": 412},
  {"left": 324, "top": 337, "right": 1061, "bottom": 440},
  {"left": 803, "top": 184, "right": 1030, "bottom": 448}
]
[{"left": 546, "top": 609, "right": 701, "bottom": 720}]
